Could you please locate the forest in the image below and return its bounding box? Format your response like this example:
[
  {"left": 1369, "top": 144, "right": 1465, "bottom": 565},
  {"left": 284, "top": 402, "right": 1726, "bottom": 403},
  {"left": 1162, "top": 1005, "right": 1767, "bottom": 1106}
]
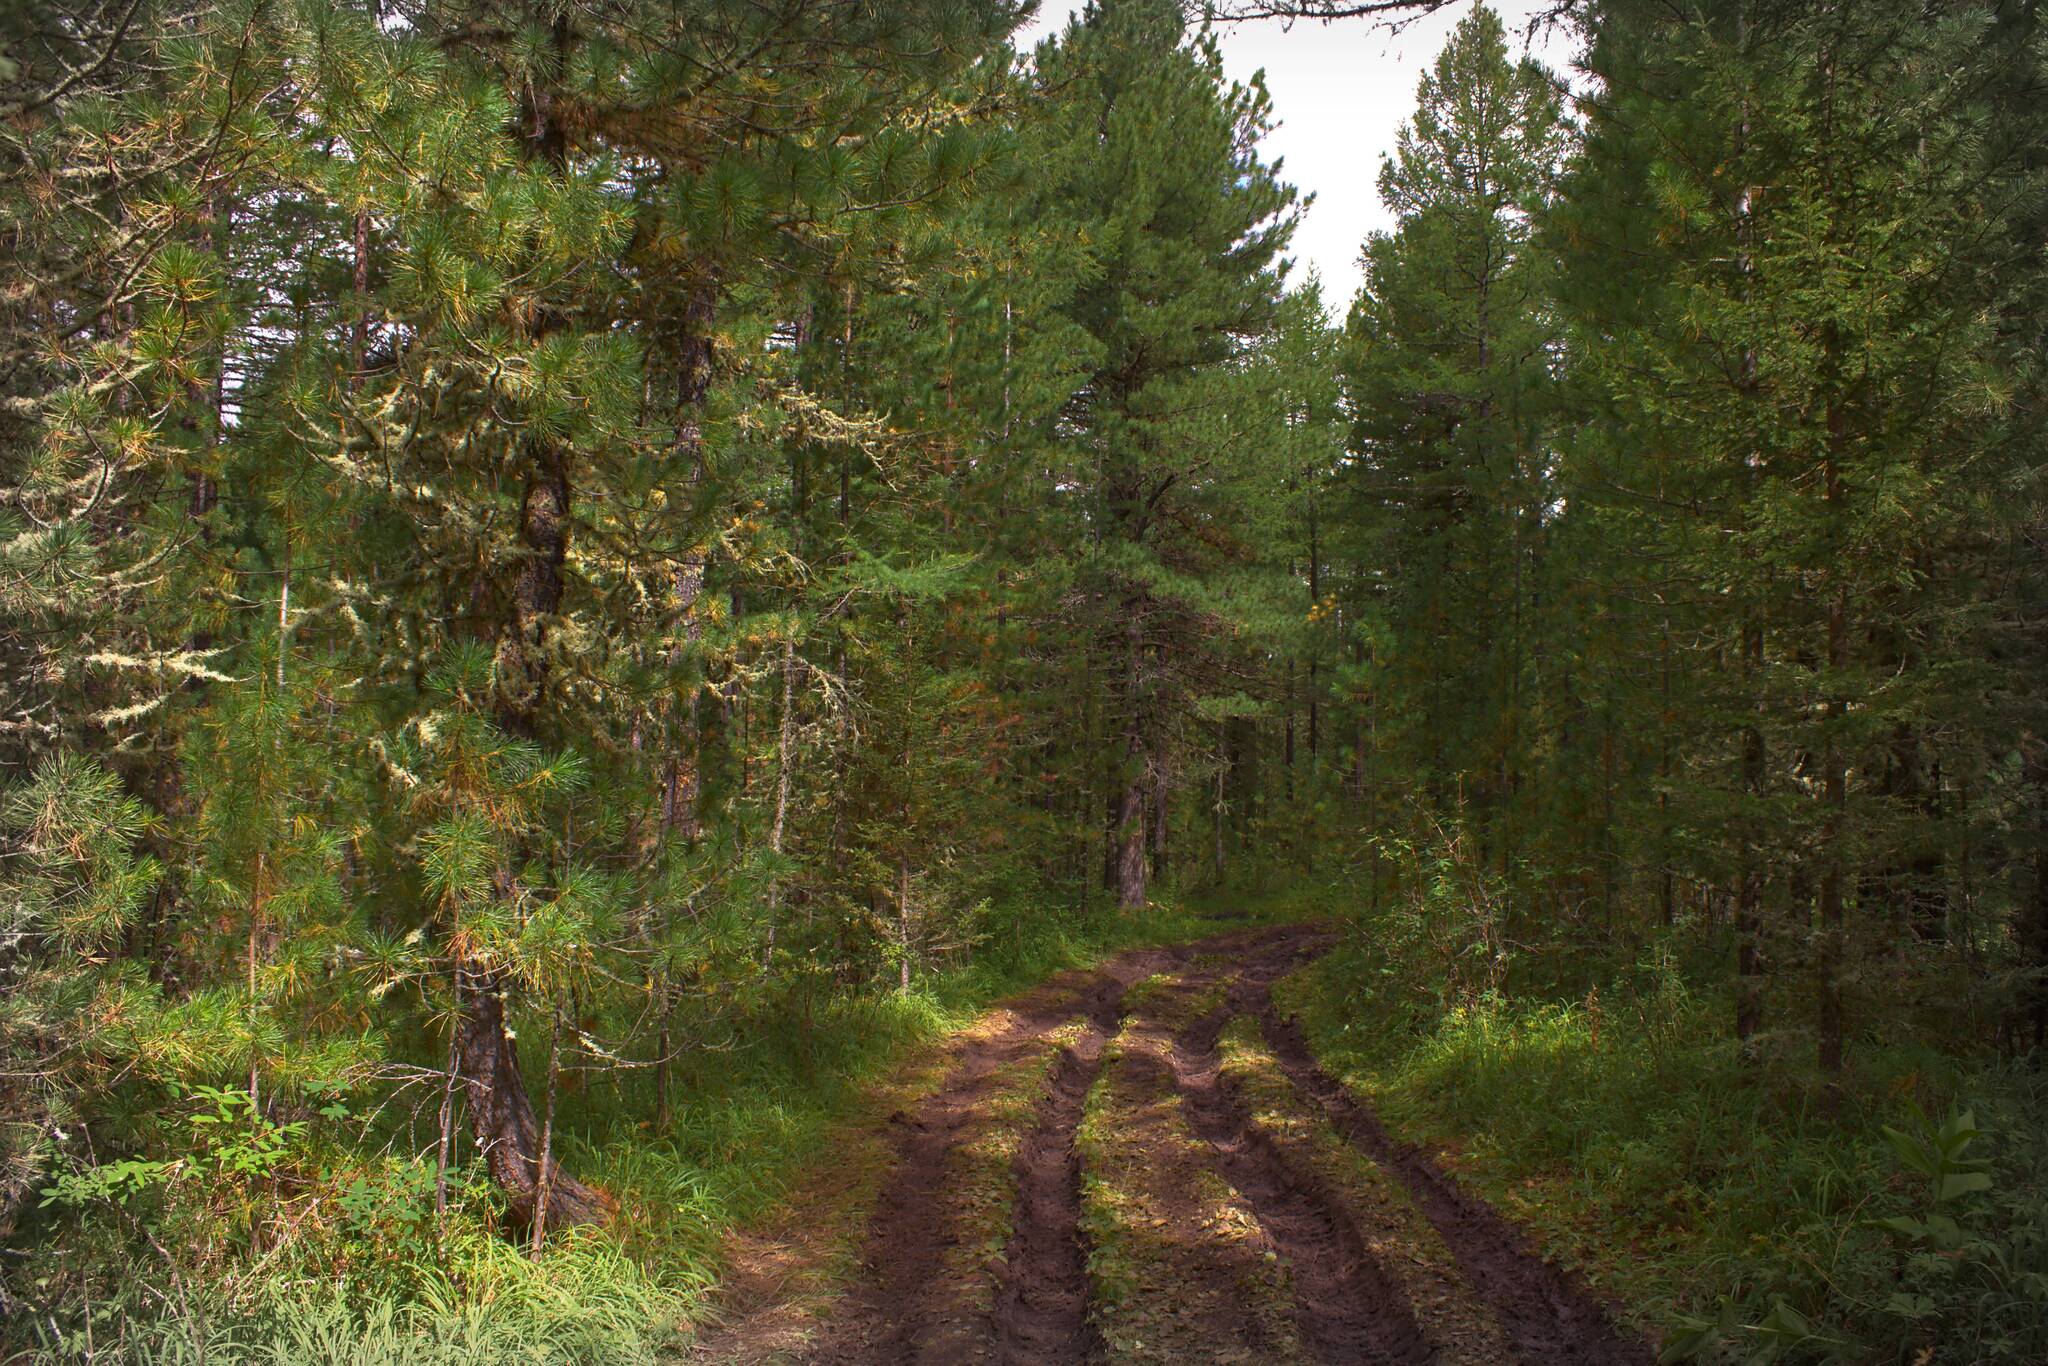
[{"left": 1, "top": 0, "right": 2044, "bottom": 1361}]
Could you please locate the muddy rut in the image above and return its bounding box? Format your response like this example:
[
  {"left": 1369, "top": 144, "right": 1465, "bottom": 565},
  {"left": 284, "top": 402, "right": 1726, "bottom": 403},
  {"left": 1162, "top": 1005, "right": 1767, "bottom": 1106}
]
[
  {"left": 1253, "top": 991, "right": 1648, "bottom": 1364},
  {"left": 799, "top": 946, "right": 1180, "bottom": 1363},
  {"left": 987, "top": 952, "right": 1141, "bottom": 1364},
  {"left": 1156, "top": 933, "right": 1436, "bottom": 1363},
  {"left": 744, "top": 922, "right": 1650, "bottom": 1365}
]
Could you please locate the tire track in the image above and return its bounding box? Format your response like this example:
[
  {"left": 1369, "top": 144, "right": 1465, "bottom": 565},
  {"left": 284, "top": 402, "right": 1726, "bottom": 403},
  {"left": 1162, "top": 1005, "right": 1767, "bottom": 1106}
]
[
  {"left": 766, "top": 920, "right": 1651, "bottom": 1366},
  {"left": 987, "top": 959, "right": 1137, "bottom": 1364},
  {"left": 1155, "top": 934, "right": 1438, "bottom": 1365},
  {"left": 1086, "top": 1043, "right": 1304, "bottom": 1361},
  {"left": 801, "top": 944, "right": 1188, "bottom": 1363},
  {"left": 1254, "top": 987, "right": 1652, "bottom": 1365}
]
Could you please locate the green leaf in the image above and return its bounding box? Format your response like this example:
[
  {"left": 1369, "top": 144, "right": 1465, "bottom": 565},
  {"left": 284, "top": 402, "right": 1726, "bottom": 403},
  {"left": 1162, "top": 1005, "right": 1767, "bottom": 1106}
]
[
  {"left": 1936, "top": 1170, "right": 1992, "bottom": 1203},
  {"left": 1881, "top": 1124, "right": 1938, "bottom": 1179}
]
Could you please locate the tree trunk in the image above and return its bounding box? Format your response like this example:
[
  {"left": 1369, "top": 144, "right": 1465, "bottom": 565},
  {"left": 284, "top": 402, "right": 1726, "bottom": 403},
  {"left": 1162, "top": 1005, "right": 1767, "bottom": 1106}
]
[
  {"left": 456, "top": 965, "right": 606, "bottom": 1231},
  {"left": 898, "top": 854, "right": 913, "bottom": 993},
  {"left": 1116, "top": 759, "right": 1147, "bottom": 909},
  {"left": 435, "top": 969, "right": 461, "bottom": 1220},
  {"left": 1116, "top": 613, "right": 1147, "bottom": 910},
  {"left": 1148, "top": 748, "right": 1169, "bottom": 884},
  {"left": 1736, "top": 619, "right": 1766, "bottom": 1050},
  {"left": 2027, "top": 739, "right": 2048, "bottom": 1052},
  {"left": 1307, "top": 496, "right": 1321, "bottom": 763},
  {"left": 1816, "top": 404, "right": 1849, "bottom": 1083},
  {"left": 1213, "top": 723, "right": 1227, "bottom": 886},
  {"left": 1732, "top": 2, "right": 1767, "bottom": 1057},
  {"left": 762, "top": 639, "right": 797, "bottom": 968},
  {"left": 661, "top": 286, "right": 716, "bottom": 839},
  {"left": 529, "top": 1002, "right": 564, "bottom": 1255},
  {"left": 451, "top": 436, "right": 608, "bottom": 1229},
  {"left": 1283, "top": 657, "right": 1296, "bottom": 802}
]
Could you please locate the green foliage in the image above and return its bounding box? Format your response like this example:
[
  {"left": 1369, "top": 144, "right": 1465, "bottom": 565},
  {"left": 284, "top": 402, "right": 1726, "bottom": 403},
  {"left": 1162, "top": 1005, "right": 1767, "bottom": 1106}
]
[
  {"left": 1292, "top": 869, "right": 2048, "bottom": 1364},
  {"left": 1, "top": 756, "right": 164, "bottom": 1232},
  {"left": 3, "top": 0, "right": 2045, "bottom": 1356}
]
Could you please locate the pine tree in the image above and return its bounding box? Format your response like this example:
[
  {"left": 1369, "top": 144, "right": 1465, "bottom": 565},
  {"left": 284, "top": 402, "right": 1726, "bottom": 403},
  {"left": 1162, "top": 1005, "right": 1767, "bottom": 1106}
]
[
  {"left": 1559, "top": 0, "right": 2035, "bottom": 1070},
  {"left": 1025, "top": 0, "right": 1299, "bottom": 908},
  {"left": 1338, "top": 4, "right": 1568, "bottom": 877}
]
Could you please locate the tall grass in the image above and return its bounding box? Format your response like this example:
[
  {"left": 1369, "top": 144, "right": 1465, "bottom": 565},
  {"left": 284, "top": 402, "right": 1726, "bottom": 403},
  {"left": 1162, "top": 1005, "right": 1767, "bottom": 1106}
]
[
  {"left": 18, "top": 889, "right": 1255, "bottom": 1365},
  {"left": 1284, "top": 916, "right": 2048, "bottom": 1362}
]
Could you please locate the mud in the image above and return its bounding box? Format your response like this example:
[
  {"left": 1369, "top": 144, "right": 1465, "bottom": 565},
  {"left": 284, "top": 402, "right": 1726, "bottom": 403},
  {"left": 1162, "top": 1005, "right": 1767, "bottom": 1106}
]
[
  {"left": 988, "top": 953, "right": 1153, "bottom": 1364},
  {"left": 1254, "top": 986, "right": 1652, "bottom": 1365},
  {"left": 723, "top": 921, "right": 1651, "bottom": 1366},
  {"left": 1158, "top": 935, "right": 1438, "bottom": 1364},
  {"left": 801, "top": 947, "right": 1176, "bottom": 1363}
]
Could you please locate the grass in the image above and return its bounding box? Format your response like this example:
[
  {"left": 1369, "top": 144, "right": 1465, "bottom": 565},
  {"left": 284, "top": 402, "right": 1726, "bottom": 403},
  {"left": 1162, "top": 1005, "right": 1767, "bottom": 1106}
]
[
  {"left": 1075, "top": 1034, "right": 1299, "bottom": 1362},
  {"left": 1212, "top": 1015, "right": 1509, "bottom": 1364},
  {"left": 1280, "top": 909, "right": 2048, "bottom": 1363},
  {"left": 22, "top": 889, "right": 1259, "bottom": 1365},
  {"left": 947, "top": 1019, "right": 1091, "bottom": 1318}
]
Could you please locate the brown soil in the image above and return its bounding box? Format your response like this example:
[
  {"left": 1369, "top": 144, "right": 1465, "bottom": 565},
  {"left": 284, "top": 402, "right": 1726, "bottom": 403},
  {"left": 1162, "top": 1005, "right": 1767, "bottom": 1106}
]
[
  {"left": 988, "top": 951, "right": 1169, "bottom": 1364},
  {"left": 1090, "top": 1014, "right": 1303, "bottom": 1361},
  {"left": 1253, "top": 983, "right": 1653, "bottom": 1365},
  {"left": 1159, "top": 930, "right": 1438, "bottom": 1364},
  {"left": 1211, "top": 1013, "right": 1512, "bottom": 1364},
  {"left": 695, "top": 921, "right": 1654, "bottom": 1365},
  {"left": 795, "top": 946, "right": 1182, "bottom": 1363}
]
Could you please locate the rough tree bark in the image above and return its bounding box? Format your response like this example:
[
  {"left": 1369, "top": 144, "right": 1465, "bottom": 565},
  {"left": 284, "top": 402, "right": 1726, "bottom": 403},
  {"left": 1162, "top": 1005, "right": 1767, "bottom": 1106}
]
[
  {"left": 457, "top": 963, "right": 606, "bottom": 1230},
  {"left": 1116, "top": 610, "right": 1148, "bottom": 910},
  {"left": 461, "top": 431, "right": 606, "bottom": 1231}
]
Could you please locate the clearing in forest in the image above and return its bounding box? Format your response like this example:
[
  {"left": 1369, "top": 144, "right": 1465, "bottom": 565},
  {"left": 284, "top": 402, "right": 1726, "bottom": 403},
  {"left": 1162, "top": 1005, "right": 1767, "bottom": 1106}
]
[{"left": 690, "top": 921, "right": 1653, "bottom": 1365}]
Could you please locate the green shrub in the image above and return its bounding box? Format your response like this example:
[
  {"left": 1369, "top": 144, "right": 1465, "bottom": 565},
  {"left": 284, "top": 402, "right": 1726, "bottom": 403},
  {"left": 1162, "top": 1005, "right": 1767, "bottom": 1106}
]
[{"left": 1290, "top": 895, "right": 2048, "bottom": 1364}]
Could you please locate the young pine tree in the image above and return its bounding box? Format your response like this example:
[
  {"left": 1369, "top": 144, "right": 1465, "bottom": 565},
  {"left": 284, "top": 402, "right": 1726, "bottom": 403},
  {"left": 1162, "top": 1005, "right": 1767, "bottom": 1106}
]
[
  {"left": 1025, "top": 0, "right": 1299, "bottom": 909},
  {"left": 1339, "top": 4, "right": 1569, "bottom": 877}
]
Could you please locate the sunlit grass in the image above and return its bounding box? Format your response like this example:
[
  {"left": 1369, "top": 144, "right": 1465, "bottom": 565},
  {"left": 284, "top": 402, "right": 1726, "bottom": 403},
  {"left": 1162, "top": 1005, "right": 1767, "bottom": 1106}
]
[
  {"left": 72, "top": 889, "right": 1272, "bottom": 1365},
  {"left": 1283, "top": 919, "right": 2048, "bottom": 1357}
]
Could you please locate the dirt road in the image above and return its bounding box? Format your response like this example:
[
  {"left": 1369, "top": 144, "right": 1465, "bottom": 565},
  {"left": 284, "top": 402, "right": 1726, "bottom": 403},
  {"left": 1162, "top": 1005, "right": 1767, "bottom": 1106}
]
[{"left": 694, "top": 922, "right": 1651, "bottom": 1364}]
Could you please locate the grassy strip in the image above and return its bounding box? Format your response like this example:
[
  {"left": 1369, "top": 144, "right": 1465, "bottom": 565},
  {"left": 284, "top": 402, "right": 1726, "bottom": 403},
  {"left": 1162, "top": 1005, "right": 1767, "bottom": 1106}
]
[
  {"left": 1213, "top": 1016, "right": 1511, "bottom": 1364},
  {"left": 946, "top": 1019, "right": 1091, "bottom": 1322},
  {"left": 1122, "top": 969, "right": 1224, "bottom": 1034},
  {"left": 1077, "top": 1036, "right": 1301, "bottom": 1363}
]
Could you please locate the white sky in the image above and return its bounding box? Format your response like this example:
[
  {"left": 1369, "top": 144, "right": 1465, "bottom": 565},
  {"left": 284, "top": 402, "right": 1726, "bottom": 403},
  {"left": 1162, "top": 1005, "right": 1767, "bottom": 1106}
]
[{"left": 1016, "top": 1, "right": 1581, "bottom": 312}]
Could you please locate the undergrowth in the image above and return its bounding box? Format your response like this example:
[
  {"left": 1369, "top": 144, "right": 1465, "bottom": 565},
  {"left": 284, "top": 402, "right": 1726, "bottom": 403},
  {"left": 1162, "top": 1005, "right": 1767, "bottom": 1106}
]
[
  {"left": 8, "top": 890, "right": 1244, "bottom": 1364},
  {"left": 1282, "top": 881, "right": 2048, "bottom": 1364}
]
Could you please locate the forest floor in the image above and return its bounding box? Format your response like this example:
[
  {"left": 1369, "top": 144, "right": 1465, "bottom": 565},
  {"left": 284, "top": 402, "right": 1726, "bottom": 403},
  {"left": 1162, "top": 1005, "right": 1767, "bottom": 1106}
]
[{"left": 685, "top": 918, "right": 1657, "bottom": 1364}]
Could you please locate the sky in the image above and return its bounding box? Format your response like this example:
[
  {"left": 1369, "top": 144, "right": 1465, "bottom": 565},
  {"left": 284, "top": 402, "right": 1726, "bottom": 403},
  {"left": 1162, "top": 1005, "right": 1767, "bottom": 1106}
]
[{"left": 1015, "top": 1, "right": 1582, "bottom": 311}]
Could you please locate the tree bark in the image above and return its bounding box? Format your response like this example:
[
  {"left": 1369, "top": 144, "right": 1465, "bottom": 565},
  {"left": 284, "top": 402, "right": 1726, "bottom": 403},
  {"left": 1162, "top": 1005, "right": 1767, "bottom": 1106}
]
[
  {"left": 1816, "top": 402, "right": 1849, "bottom": 1083},
  {"left": 456, "top": 964, "right": 606, "bottom": 1231},
  {"left": 1736, "top": 619, "right": 1766, "bottom": 1050},
  {"left": 1116, "top": 612, "right": 1147, "bottom": 910},
  {"left": 661, "top": 283, "right": 717, "bottom": 840},
  {"left": 1213, "top": 723, "right": 1228, "bottom": 886},
  {"left": 2027, "top": 738, "right": 2048, "bottom": 1052},
  {"left": 464, "top": 423, "right": 601, "bottom": 1227},
  {"left": 897, "top": 854, "right": 913, "bottom": 993},
  {"left": 1148, "top": 748, "right": 1169, "bottom": 883},
  {"left": 762, "top": 638, "right": 797, "bottom": 966}
]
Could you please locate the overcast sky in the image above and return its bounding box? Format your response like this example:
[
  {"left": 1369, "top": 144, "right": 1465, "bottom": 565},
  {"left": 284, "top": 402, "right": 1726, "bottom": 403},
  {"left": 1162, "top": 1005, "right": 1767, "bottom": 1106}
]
[{"left": 1015, "top": 1, "right": 1581, "bottom": 312}]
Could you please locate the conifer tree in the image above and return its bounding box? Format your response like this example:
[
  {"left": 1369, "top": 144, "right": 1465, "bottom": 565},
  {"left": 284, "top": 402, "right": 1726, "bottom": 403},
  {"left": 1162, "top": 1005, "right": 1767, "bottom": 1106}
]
[
  {"left": 1338, "top": 4, "right": 1568, "bottom": 875},
  {"left": 1024, "top": 0, "right": 1298, "bottom": 908},
  {"left": 1558, "top": 0, "right": 2035, "bottom": 1068}
]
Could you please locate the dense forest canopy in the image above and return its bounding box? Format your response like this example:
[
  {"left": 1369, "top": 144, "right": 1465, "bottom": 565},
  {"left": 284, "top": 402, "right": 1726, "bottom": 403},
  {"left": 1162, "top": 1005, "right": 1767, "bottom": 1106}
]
[{"left": 1, "top": 0, "right": 2044, "bottom": 1360}]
